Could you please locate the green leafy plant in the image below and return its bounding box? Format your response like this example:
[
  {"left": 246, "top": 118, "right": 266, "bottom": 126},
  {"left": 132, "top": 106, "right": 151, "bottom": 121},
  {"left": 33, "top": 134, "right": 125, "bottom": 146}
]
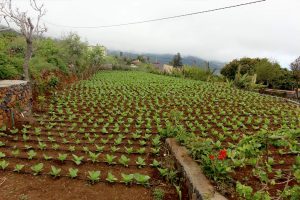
[
  {"left": 105, "top": 154, "right": 117, "bottom": 165},
  {"left": 31, "top": 163, "right": 44, "bottom": 175},
  {"left": 0, "top": 152, "right": 5, "bottom": 159},
  {"left": 50, "top": 166, "right": 61, "bottom": 177},
  {"left": 119, "top": 155, "right": 130, "bottom": 167},
  {"left": 13, "top": 164, "right": 24, "bottom": 173},
  {"left": 88, "top": 151, "right": 100, "bottom": 163},
  {"left": 72, "top": 154, "right": 84, "bottom": 165},
  {"left": 106, "top": 172, "right": 118, "bottom": 183},
  {"left": 134, "top": 173, "right": 150, "bottom": 186},
  {"left": 0, "top": 160, "right": 9, "bottom": 170},
  {"left": 121, "top": 173, "right": 134, "bottom": 185},
  {"left": 136, "top": 157, "right": 146, "bottom": 168},
  {"left": 58, "top": 153, "right": 68, "bottom": 162},
  {"left": 27, "top": 150, "right": 37, "bottom": 160},
  {"left": 88, "top": 171, "right": 101, "bottom": 184},
  {"left": 69, "top": 168, "right": 78, "bottom": 178},
  {"left": 153, "top": 188, "right": 165, "bottom": 200}
]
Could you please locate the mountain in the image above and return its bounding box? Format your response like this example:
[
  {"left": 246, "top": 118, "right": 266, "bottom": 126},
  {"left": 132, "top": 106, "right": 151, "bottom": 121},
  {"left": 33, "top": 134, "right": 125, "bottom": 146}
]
[{"left": 107, "top": 50, "right": 225, "bottom": 70}]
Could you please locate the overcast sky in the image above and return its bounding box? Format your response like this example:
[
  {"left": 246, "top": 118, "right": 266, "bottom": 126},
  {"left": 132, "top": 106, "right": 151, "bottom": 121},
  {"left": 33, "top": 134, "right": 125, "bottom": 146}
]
[{"left": 11, "top": 0, "right": 300, "bottom": 67}]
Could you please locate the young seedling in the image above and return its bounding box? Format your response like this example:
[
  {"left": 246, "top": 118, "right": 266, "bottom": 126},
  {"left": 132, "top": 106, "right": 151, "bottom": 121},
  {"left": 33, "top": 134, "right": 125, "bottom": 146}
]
[
  {"left": 125, "top": 147, "right": 133, "bottom": 154},
  {"left": 106, "top": 172, "right": 118, "bottom": 183},
  {"left": 58, "top": 153, "right": 68, "bottom": 163},
  {"left": 69, "top": 168, "right": 78, "bottom": 178},
  {"left": 158, "top": 168, "right": 169, "bottom": 177},
  {"left": 0, "top": 141, "right": 5, "bottom": 147},
  {"left": 137, "top": 147, "right": 146, "bottom": 155},
  {"left": 50, "top": 166, "right": 61, "bottom": 178},
  {"left": 151, "top": 147, "right": 160, "bottom": 155},
  {"left": 121, "top": 173, "right": 134, "bottom": 185},
  {"left": 0, "top": 152, "right": 5, "bottom": 159},
  {"left": 27, "top": 150, "right": 37, "bottom": 160},
  {"left": 13, "top": 164, "right": 25, "bottom": 173},
  {"left": 83, "top": 146, "right": 89, "bottom": 153},
  {"left": 105, "top": 154, "right": 117, "bottom": 165},
  {"left": 111, "top": 146, "right": 120, "bottom": 153},
  {"left": 43, "top": 154, "right": 53, "bottom": 161},
  {"left": 69, "top": 146, "right": 76, "bottom": 152},
  {"left": 88, "top": 151, "right": 100, "bottom": 163},
  {"left": 95, "top": 145, "right": 105, "bottom": 152},
  {"left": 136, "top": 157, "right": 146, "bottom": 168},
  {"left": 0, "top": 160, "right": 9, "bottom": 170},
  {"left": 150, "top": 159, "right": 160, "bottom": 168},
  {"left": 72, "top": 154, "right": 84, "bottom": 165},
  {"left": 139, "top": 140, "right": 147, "bottom": 146},
  {"left": 118, "top": 155, "right": 130, "bottom": 167},
  {"left": 31, "top": 163, "right": 44, "bottom": 175},
  {"left": 134, "top": 173, "right": 150, "bottom": 186},
  {"left": 88, "top": 171, "right": 101, "bottom": 184},
  {"left": 12, "top": 149, "right": 20, "bottom": 157}
]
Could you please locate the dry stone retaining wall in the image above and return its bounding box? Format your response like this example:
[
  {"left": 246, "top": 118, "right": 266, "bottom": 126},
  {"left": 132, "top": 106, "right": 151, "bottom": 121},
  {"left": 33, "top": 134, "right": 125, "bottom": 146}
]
[{"left": 0, "top": 80, "right": 32, "bottom": 128}]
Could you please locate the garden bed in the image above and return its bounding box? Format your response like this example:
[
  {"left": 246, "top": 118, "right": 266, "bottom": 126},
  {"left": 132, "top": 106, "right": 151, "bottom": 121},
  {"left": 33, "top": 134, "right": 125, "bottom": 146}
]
[{"left": 0, "top": 71, "right": 299, "bottom": 199}]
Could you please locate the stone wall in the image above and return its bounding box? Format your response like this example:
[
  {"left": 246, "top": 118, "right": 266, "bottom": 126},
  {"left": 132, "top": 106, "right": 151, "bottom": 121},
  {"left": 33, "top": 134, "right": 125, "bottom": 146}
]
[{"left": 0, "top": 80, "right": 32, "bottom": 128}]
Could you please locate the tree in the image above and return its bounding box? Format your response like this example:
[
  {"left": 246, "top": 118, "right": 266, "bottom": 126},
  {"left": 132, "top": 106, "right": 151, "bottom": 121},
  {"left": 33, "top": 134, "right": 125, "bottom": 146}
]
[
  {"left": 88, "top": 45, "right": 105, "bottom": 67},
  {"left": 170, "top": 53, "right": 183, "bottom": 68},
  {"left": 291, "top": 56, "right": 300, "bottom": 98},
  {"left": 255, "top": 59, "right": 281, "bottom": 87},
  {"left": 137, "top": 55, "right": 146, "bottom": 63},
  {"left": 0, "top": 0, "right": 47, "bottom": 81},
  {"left": 221, "top": 57, "right": 260, "bottom": 80},
  {"left": 61, "top": 33, "right": 87, "bottom": 73}
]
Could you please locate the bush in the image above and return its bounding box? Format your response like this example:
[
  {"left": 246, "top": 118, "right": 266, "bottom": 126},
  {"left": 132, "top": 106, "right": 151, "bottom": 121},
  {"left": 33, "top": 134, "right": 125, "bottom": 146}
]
[
  {"left": 183, "top": 66, "right": 211, "bottom": 81},
  {"left": 0, "top": 65, "right": 19, "bottom": 79},
  {"left": 47, "top": 76, "right": 59, "bottom": 88},
  {"left": 153, "top": 188, "right": 165, "bottom": 200}
]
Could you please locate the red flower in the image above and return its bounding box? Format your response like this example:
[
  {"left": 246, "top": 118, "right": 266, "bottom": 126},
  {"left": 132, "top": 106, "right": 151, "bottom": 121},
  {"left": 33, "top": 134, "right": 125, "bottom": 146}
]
[
  {"left": 209, "top": 155, "right": 215, "bottom": 160},
  {"left": 218, "top": 149, "right": 227, "bottom": 160}
]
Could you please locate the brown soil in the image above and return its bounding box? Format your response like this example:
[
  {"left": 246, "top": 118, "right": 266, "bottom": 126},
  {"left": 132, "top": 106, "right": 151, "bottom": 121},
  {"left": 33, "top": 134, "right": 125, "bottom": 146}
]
[{"left": 0, "top": 171, "right": 153, "bottom": 200}]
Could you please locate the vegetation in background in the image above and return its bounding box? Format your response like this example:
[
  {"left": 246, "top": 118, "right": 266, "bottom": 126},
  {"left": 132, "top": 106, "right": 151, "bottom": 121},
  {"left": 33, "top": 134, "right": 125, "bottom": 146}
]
[
  {"left": 221, "top": 57, "right": 297, "bottom": 91},
  {"left": 291, "top": 56, "right": 300, "bottom": 98},
  {"left": 170, "top": 53, "right": 183, "bottom": 68},
  {"left": 0, "top": 0, "right": 47, "bottom": 81},
  {"left": 0, "top": 31, "right": 105, "bottom": 94}
]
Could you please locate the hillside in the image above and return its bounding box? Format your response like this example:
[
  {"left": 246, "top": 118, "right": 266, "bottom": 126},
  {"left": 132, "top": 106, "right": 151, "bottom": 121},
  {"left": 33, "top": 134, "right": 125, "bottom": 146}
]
[{"left": 107, "top": 50, "right": 225, "bottom": 70}]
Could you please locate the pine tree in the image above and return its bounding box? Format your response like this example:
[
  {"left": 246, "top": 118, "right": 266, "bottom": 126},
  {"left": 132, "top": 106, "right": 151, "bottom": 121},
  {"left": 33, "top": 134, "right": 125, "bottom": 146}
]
[{"left": 170, "top": 53, "right": 183, "bottom": 68}]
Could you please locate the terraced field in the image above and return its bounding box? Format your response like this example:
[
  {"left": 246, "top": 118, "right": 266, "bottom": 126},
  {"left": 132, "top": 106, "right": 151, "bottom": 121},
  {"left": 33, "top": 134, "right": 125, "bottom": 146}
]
[{"left": 0, "top": 71, "right": 299, "bottom": 199}]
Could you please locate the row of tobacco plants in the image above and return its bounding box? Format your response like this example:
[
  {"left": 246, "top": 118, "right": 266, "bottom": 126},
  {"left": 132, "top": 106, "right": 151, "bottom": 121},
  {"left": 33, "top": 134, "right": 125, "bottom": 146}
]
[{"left": 0, "top": 71, "right": 299, "bottom": 199}]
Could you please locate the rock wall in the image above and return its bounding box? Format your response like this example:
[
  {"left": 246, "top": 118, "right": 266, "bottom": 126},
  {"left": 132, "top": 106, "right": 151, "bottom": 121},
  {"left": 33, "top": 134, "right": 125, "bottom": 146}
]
[{"left": 0, "top": 80, "right": 32, "bottom": 128}]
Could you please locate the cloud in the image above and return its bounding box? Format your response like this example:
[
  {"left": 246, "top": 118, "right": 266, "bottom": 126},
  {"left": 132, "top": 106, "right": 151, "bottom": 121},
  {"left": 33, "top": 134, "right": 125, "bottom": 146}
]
[{"left": 11, "top": 0, "right": 300, "bottom": 67}]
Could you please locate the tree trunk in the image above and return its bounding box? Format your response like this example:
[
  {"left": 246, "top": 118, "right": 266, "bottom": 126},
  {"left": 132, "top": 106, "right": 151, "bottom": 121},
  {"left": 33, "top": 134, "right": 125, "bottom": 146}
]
[
  {"left": 23, "top": 39, "right": 33, "bottom": 81},
  {"left": 296, "top": 81, "right": 299, "bottom": 99}
]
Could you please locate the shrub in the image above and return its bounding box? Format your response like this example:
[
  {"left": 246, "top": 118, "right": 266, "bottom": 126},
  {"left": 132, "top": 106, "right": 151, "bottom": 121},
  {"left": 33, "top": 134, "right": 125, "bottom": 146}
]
[{"left": 0, "top": 65, "right": 19, "bottom": 79}]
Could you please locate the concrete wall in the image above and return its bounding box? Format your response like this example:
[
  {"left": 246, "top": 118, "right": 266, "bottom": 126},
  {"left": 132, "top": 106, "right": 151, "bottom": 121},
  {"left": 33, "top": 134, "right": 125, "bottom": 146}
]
[{"left": 0, "top": 80, "right": 32, "bottom": 128}]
